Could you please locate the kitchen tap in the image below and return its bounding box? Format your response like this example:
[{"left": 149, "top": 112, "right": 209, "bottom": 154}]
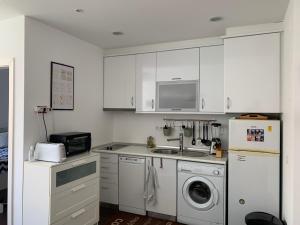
[{"left": 167, "top": 133, "right": 184, "bottom": 152}]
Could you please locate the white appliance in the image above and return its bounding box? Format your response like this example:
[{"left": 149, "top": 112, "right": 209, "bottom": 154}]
[
  {"left": 35, "top": 142, "right": 66, "bottom": 163},
  {"left": 177, "top": 161, "right": 226, "bottom": 225},
  {"left": 228, "top": 119, "right": 280, "bottom": 225},
  {"left": 119, "top": 155, "right": 146, "bottom": 215}
]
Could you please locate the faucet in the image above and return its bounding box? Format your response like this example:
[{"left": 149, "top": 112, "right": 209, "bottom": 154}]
[{"left": 167, "top": 133, "right": 184, "bottom": 152}]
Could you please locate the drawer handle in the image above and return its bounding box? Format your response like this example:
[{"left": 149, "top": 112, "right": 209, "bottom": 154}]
[
  {"left": 71, "top": 208, "right": 86, "bottom": 219},
  {"left": 72, "top": 159, "right": 87, "bottom": 167},
  {"left": 101, "top": 176, "right": 109, "bottom": 180},
  {"left": 71, "top": 184, "right": 86, "bottom": 192},
  {"left": 171, "top": 77, "right": 182, "bottom": 80},
  {"left": 101, "top": 187, "right": 109, "bottom": 190},
  {"left": 101, "top": 166, "right": 109, "bottom": 169}
]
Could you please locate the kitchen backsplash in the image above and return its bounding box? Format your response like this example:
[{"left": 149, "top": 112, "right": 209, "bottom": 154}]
[{"left": 112, "top": 112, "right": 236, "bottom": 150}]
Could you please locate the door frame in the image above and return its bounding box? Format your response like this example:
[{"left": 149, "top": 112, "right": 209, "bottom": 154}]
[{"left": 0, "top": 58, "right": 14, "bottom": 225}]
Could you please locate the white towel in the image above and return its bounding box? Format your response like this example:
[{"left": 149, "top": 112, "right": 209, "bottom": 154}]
[{"left": 144, "top": 159, "right": 159, "bottom": 205}]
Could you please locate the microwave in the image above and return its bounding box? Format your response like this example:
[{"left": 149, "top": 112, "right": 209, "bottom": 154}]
[
  {"left": 156, "top": 80, "right": 199, "bottom": 112},
  {"left": 49, "top": 132, "right": 91, "bottom": 157}
]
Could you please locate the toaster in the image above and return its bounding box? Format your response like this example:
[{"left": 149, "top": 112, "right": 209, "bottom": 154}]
[{"left": 35, "top": 143, "right": 66, "bottom": 163}]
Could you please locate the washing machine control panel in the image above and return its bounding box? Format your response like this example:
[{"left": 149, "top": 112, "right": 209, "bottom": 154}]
[{"left": 178, "top": 161, "right": 225, "bottom": 176}]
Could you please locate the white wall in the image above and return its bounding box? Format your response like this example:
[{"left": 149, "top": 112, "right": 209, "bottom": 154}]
[
  {"left": 282, "top": 0, "right": 300, "bottom": 224},
  {"left": 0, "top": 16, "right": 25, "bottom": 225},
  {"left": 0, "top": 68, "right": 9, "bottom": 128},
  {"left": 112, "top": 112, "right": 232, "bottom": 150},
  {"left": 24, "top": 17, "right": 113, "bottom": 153}
]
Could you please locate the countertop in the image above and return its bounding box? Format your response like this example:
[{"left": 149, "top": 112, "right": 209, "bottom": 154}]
[{"left": 92, "top": 144, "right": 227, "bottom": 165}]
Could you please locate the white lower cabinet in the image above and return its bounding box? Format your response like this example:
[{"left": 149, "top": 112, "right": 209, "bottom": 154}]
[
  {"left": 100, "top": 153, "right": 119, "bottom": 204},
  {"left": 146, "top": 157, "right": 177, "bottom": 216},
  {"left": 23, "top": 153, "right": 100, "bottom": 225}
]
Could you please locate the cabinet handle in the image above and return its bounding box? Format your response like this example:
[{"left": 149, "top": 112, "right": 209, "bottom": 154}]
[
  {"left": 101, "top": 166, "right": 109, "bottom": 169},
  {"left": 160, "top": 158, "right": 163, "bottom": 168},
  {"left": 171, "top": 108, "right": 182, "bottom": 111},
  {"left": 71, "top": 208, "right": 86, "bottom": 219},
  {"left": 71, "top": 184, "right": 86, "bottom": 192},
  {"left": 101, "top": 186, "right": 109, "bottom": 190},
  {"left": 226, "top": 97, "right": 231, "bottom": 110},
  {"left": 101, "top": 176, "right": 109, "bottom": 180},
  {"left": 172, "top": 77, "right": 182, "bottom": 80},
  {"left": 131, "top": 96, "right": 134, "bottom": 106},
  {"left": 201, "top": 98, "right": 205, "bottom": 110},
  {"left": 151, "top": 99, "right": 154, "bottom": 109}
]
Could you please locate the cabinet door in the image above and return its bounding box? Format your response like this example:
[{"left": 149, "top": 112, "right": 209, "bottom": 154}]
[
  {"left": 200, "top": 45, "right": 224, "bottom": 113},
  {"left": 104, "top": 55, "right": 135, "bottom": 109},
  {"left": 157, "top": 48, "right": 199, "bottom": 81},
  {"left": 224, "top": 33, "right": 280, "bottom": 113},
  {"left": 136, "top": 53, "right": 156, "bottom": 112},
  {"left": 146, "top": 157, "right": 177, "bottom": 216}
]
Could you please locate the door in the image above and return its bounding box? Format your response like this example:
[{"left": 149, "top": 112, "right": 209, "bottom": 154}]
[
  {"left": 157, "top": 48, "right": 199, "bottom": 81},
  {"left": 224, "top": 33, "right": 280, "bottom": 113},
  {"left": 136, "top": 53, "right": 156, "bottom": 112},
  {"left": 200, "top": 45, "right": 224, "bottom": 113},
  {"left": 182, "top": 176, "right": 218, "bottom": 211},
  {"left": 146, "top": 157, "right": 177, "bottom": 216},
  {"left": 228, "top": 151, "right": 280, "bottom": 225},
  {"left": 104, "top": 55, "right": 135, "bottom": 109}
]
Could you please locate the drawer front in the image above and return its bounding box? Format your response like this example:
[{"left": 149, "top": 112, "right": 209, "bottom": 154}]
[
  {"left": 52, "top": 201, "right": 99, "bottom": 225},
  {"left": 51, "top": 155, "right": 100, "bottom": 194},
  {"left": 100, "top": 182, "right": 118, "bottom": 204},
  {"left": 51, "top": 179, "right": 99, "bottom": 223},
  {"left": 100, "top": 153, "right": 118, "bottom": 164},
  {"left": 100, "top": 162, "right": 118, "bottom": 174},
  {"left": 100, "top": 173, "right": 118, "bottom": 185}
]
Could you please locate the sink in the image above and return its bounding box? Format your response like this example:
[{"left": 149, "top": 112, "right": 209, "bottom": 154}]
[
  {"left": 152, "top": 148, "right": 179, "bottom": 155},
  {"left": 181, "top": 151, "right": 209, "bottom": 157}
]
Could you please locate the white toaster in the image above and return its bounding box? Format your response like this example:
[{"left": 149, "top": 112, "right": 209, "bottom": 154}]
[{"left": 35, "top": 143, "right": 66, "bottom": 163}]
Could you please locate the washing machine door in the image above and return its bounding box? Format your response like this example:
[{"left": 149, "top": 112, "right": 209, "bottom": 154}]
[{"left": 182, "top": 176, "right": 219, "bottom": 211}]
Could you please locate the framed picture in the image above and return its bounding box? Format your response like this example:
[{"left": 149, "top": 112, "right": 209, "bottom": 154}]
[{"left": 50, "top": 62, "right": 74, "bottom": 110}]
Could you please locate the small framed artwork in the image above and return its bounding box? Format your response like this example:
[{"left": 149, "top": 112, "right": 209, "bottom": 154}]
[{"left": 50, "top": 62, "right": 74, "bottom": 110}]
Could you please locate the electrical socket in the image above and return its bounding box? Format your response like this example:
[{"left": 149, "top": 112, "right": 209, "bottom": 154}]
[{"left": 34, "top": 106, "right": 51, "bottom": 113}]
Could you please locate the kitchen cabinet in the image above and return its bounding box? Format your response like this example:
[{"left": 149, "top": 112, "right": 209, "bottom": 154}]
[
  {"left": 99, "top": 153, "right": 118, "bottom": 205},
  {"left": 146, "top": 157, "right": 177, "bottom": 216},
  {"left": 199, "top": 45, "right": 224, "bottom": 113},
  {"left": 23, "top": 153, "right": 100, "bottom": 225},
  {"left": 135, "top": 53, "right": 156, "bottom": 112},
  {"left": 224, "top": 33, "right": 280, "bottom": 113},
  {"left": 157, "top": 48, "right": 199, "bottom": 81},
  {"left": 104, "top": 55, "right": 135, "bottom": 109}
]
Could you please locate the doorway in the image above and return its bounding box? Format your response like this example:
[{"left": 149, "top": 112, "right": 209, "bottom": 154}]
[{"left": 0, "top": 67, "right": 8, "bottom": 225}]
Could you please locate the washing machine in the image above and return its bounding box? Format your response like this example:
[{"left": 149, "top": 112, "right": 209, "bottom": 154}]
[{"left": 177, "top": 161, "right": 226, "bottom": 225}]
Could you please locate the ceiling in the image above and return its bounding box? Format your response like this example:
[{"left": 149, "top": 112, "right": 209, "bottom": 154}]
[{"left": 0, "top": 0, "right": 289, "bottom": 49}]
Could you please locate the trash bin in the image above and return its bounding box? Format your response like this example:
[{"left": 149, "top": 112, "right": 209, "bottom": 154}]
[{"left": 245, "top": 212, "right": 284, "bottom": 225}]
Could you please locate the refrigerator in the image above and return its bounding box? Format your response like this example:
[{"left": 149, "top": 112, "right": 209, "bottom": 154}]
[{"left": 228, "top": 119, "right": 280, "bottom": 225}]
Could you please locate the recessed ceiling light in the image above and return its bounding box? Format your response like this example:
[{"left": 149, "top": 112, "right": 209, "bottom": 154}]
[
  {"left": 112, "top": 31, "right": 124, "bottom": 36},
  {"left": 74, "top": 9, "right": 84, "bottom": 13},
  {"left": 210, "top": 16, "right": 223, "bottom": 22}
]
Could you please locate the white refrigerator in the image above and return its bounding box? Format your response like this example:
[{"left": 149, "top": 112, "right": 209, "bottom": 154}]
[{"left": 228, "top": 119, "right": 280, "bottom": 225}]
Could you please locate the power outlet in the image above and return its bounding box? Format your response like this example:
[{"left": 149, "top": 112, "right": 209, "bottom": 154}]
[{"left": 34, "top": 106, "right": 51, "bottom": 113}]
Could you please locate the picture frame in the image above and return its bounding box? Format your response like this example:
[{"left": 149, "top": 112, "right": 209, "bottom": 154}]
[{"left": 50, "top": 62, "right": 74, "bottom": 110}]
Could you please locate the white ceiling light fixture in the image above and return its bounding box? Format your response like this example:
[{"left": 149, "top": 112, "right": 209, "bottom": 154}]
[{"left": 210, "top": 16, "right": 223, "bottom": 22}]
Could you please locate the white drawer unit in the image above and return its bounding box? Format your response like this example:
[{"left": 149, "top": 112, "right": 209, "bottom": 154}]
[
  {"left": 99, "top": 153, "right": 119, "bottom": 204},
  {"left": 23, "top": 153, "right": 100, "bottom": 225}
]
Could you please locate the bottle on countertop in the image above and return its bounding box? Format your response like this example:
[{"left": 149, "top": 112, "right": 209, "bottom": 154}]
[{"left": 147, "top": 136, "right": 156, "bottom": 148}]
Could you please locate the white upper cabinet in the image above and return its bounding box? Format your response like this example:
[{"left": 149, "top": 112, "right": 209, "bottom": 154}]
[
  {"left": 200, "top": 45, "right": 224, "bottom": 113},
  {"left": 157, "top": 48, "right": 199, "bottom": 81},
  {"left": 224, "top": 33, "right": 280, "bottom": 113},
  {"left": 104, "top": 55, "right": 135, "bottom": 109},
  {"left": 135, "top": 53, "right": 156, "bottom": 112}
]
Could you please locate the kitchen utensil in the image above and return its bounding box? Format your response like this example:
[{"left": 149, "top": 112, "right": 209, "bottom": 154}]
[
  {"left": 197, "top": 121, "right": 201, "bottom": 140},
  {"left": 163, "top": 124, "right": 172, "bottom": 136},
  {"left": 192, "top": 122, "right": 196, "bottom": 145},
  {"left": 210, "top": 123, "right": 222, "bottom": 154}
]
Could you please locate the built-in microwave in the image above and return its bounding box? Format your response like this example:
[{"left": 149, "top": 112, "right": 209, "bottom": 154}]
[{"left": 156, "top": 80, "right": 199, "bottom": 112}]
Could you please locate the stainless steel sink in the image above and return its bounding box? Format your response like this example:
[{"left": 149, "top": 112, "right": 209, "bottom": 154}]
[{"left": 152, "top": 148, "right": 179, "bottom": 155}]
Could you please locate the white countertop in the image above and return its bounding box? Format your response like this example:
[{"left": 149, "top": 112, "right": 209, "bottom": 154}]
[{"left": 92, "top": 145, "right": 227, "bottom": 165}]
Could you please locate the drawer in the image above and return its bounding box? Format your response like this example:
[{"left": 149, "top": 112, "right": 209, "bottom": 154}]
[
  {"left": 51, "top": 179, "right": 99, "bottom": 223},
  {"left": 100, "top": 173, "right": 118, "bottom": 185},
  {"left": 51, "top": 155, "right": 100, "bottom": 194},
  {"left": 100, "top": 162, "right": 118, "bottom": 174},
  {"left": 100, "top": 153, "right": 118, "bottom": 164},
  {"left": 52, "top": 201, "right": 99, "bottom": 225},
  {"left": 100, "top": 182, "right": 118, "bottom": 204}
]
